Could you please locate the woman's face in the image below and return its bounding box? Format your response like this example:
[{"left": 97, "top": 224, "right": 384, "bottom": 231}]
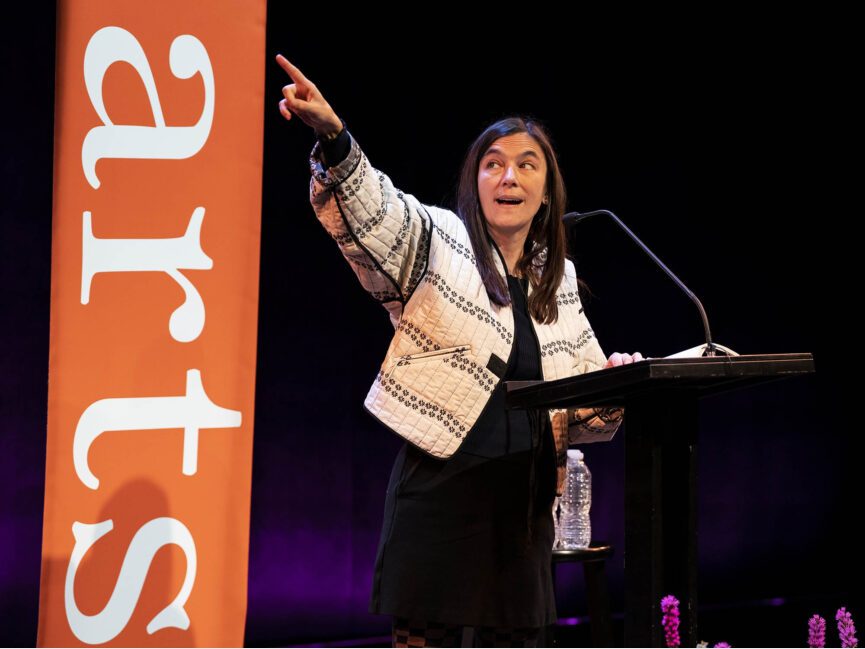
[{"left": 477, "top": 132, "right": 548, "bottom": 239}]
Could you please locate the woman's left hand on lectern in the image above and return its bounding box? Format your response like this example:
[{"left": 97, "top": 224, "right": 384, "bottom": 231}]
[{"left": 604, "top": 352, "right": 644, "bottom": 368}]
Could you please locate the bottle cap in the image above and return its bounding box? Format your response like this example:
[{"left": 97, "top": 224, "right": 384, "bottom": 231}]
[{"left": 567, "top": 449, "right": 583, "bottom": 460}]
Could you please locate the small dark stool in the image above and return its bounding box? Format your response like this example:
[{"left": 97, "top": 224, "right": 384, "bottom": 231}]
[{"left": 545, "top": 542, "right": 615, "bottom": 648}]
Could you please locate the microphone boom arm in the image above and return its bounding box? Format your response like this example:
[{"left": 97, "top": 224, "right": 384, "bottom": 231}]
[{"left": 563, "top": 209, "right": 722, "bottom": 357}]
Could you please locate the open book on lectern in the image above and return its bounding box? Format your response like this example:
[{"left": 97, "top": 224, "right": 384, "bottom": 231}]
[{"left": 650, "top": 342, "right": 739, "bottom": 359}]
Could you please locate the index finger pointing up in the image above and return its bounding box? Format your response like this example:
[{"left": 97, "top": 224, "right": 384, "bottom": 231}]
[{"left": 275, "top": 54, "right": 309, "bottom": 85}]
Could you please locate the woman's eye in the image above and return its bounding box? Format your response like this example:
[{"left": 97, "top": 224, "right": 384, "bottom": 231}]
[{"left": 485, "top": 161, "right": 534, "bottom": 169}]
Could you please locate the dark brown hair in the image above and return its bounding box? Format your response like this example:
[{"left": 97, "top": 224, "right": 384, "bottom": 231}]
[{"left": 454, "top": 115, "right": 577, "bottom": 325}]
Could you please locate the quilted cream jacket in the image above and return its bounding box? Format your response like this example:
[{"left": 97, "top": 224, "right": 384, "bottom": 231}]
[{"left": 308, "top": 128, "right": 624, "bottom": 497}]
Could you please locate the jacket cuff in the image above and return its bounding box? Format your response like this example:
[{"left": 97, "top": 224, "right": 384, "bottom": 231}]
[
  {"left": 309, "top": 125, "right": 361, "bottom": 192},
  {"left": 566, "top": 406, "right": 624, "bottom": 445},
  {"left": 573, "top": 406, "right": 623, "bottom": 425}
]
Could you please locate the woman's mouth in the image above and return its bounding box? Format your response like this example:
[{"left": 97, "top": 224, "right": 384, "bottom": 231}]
[{"left": 495, "top": 198, "right": 524, "bottom": 207}]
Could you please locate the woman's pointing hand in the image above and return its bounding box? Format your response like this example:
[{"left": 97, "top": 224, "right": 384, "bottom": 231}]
[{"left": 275, "top": 54, "right": 343, "bottom": 138}]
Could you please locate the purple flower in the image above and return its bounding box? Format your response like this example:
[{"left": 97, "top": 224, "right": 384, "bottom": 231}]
[
  {"left": 714, "top": 643, "right": 731, "bottom": 648},
  {"left": 661, "top": 594, "right": 681, "bottom": 648},
  {"left": 836, "top": 607, "right": 858, "bottom": 648},
  {"left": 809, "top": 614, "right": 827, "bottom": 647}
]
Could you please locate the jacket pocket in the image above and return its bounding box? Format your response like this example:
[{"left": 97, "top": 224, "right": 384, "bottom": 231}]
[{"left": 382, "top": 344, "right": 471, "bottom": 380}]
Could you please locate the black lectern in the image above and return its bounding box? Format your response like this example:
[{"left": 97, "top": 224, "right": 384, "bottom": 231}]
[{"left": 505, "top": 353, "right": 816, "bottom": 647}]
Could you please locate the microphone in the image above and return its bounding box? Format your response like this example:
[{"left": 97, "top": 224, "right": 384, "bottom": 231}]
[{"left": 563, "top": 209, "right": 727, "bottom": 357}]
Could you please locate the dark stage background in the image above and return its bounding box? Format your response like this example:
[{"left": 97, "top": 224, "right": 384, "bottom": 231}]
[{"left": 2, "top": 5, "right": 855, "bottom": 647}]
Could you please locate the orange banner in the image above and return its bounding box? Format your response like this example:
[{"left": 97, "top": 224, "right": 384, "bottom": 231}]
[{"left": 38, "top": 1, "right": 265, "bottom": 645}]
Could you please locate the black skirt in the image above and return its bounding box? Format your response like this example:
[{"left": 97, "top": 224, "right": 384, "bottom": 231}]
[{"left": 368, "top": 275, "right": 558, "bottom": 628}]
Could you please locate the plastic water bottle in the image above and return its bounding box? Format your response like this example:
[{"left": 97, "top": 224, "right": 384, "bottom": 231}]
[{"left": 559, "top": 449, "right": 591, "bottom": 549}]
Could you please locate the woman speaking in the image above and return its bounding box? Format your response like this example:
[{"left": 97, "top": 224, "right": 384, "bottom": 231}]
[{"left": 276, "top": 54, "right": 642, "bottom": 648}]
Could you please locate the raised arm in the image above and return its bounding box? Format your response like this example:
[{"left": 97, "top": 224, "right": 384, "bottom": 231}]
[{"left": 276, "top": 54, "right": 432, "bottom": 327}]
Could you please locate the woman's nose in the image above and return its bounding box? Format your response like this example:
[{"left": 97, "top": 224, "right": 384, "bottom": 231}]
[{"left": 501, "top": 164, "right": 518, "bottom": 183}]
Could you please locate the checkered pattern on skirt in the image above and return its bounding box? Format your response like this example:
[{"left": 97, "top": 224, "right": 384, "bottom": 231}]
[{"left": 392, "top": 616, "right": 542, "bottom": 647}]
